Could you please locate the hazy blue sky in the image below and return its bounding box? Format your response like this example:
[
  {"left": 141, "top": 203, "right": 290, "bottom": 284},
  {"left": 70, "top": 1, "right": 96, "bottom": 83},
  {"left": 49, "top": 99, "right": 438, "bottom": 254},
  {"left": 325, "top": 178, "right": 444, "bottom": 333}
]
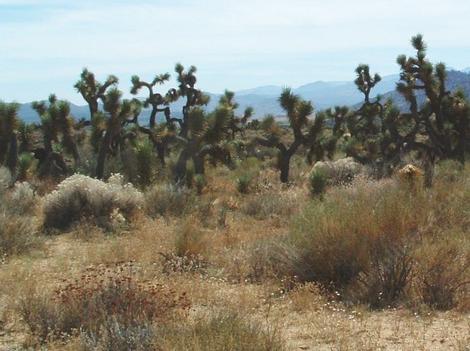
[{"left": 1, "top": 0, "right": 470, "bottom": 104}]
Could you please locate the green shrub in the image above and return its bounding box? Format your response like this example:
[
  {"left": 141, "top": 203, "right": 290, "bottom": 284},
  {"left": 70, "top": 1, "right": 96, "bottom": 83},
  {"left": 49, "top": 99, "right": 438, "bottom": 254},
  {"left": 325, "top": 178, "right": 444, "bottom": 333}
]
[
  {"left": 135, "top": 139, "right": 154, "bottom": 187},
  {"left": 236, "top": 173, "right": 252, "bottom": 194},
  {"left": 309, "top": 169, "right": 327, "bottom": 197},
  {"left": 17, "top": 152, "right": 35, "bottom": 181},
  {"left": 194, "top": 174, "right": 206, "bottom": 195}
]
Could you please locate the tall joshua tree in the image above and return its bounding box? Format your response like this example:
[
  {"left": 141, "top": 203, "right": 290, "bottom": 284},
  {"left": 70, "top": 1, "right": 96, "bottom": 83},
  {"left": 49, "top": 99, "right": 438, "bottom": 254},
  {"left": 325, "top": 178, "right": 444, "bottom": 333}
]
[
  {"left": 345, "top": 65, "right": 414, "bottom": 176},
  {"left": 130, "top": 73, "right": 178, "bottom": 165},
  {"left": 396, "top": 34, "right": 470, "bottom": 186},
  {"left": 95, "top": 88, "right": 141, "bottom": 179},
  {"left": 256, "top": 88, "right": 325, "bottom": 183},
  {"left": 32, "top": 95, "right": 80, "bottom": 176},
  {"left": 0, "top": 102, "right": 20, "bottom": 174},
  {"left": 74, "top": 68, "right": 118, "bottom": 120},
  {"left": 172, "top": 63, "right": 210, "bottom": 138}
]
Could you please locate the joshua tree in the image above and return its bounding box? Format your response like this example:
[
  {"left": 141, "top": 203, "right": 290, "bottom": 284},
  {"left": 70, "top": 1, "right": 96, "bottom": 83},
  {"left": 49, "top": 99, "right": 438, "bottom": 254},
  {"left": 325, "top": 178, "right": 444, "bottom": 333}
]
[
  {"left": 172, "top": 63, "right": 210, "bottom": 138},
  {"left": 130, "top": 73, "right": 175, "bottom": 127},
  {"left": 218, "top": 90, "right": 254, "bottom": 138},
  {"left": 0, "top": 101, "right": 19, "bottom": 173},
  {"left": 396, "top": 34, "right": 470, "bottom": 186},
  {"left": 95, "top": 89, "right": 141, "bottom": 179},
  {"left": 17, "top": 121, "right": 35, "bottom": 154},
  {"left": 342, "top": 64, "right": 422, "bottom": 178},
  {"left": 32, "top": 95, "right": 80, "bottom": 177},
  {"left": 130, "top": 73, "right": 178, "bottom": 165},
  {"left": 174, "top": 105, "right": 233, "bottom": 182},
  {"left": 256, "top": 88, "right": 326, "bottom": 183},
  {"left": 74, "top": 68, "right": 118, "bottom": 120}
]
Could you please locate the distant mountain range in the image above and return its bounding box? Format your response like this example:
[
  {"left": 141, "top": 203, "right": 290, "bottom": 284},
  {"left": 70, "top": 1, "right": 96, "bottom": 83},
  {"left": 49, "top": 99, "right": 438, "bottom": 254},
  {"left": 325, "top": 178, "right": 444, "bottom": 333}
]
[{"left": 15, "top": 69, "right": 470, "bottom": 123}]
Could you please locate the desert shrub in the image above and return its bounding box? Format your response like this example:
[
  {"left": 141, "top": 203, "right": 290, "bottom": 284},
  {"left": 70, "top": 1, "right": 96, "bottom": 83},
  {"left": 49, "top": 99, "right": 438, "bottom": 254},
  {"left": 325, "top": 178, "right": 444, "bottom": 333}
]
[
  {"left": 414, "top": 235, "right": 469, "bottom": 310},
  {"left": 42, "top": 173, "right": 143, "bottom": 231},
  {"left": 18, "top": 262, "right": 190, "bottom": 343},
  {"left": 157, "top": 311, "right": 285, "bottom": 351},
  {"left": 348, "top": 242, "right": 414, "bottom": 308},
  {"left": 278, "top": 179, "right": 424, "bottom": 301},
  {"left": 145, "top": 183, "right": 194, "bottom": 218},
  {"left": 309, "top": 169, "right": 327, "bottom": 198},
  {"left": 242, "top": 191, "right": 298, "bottom": 220},
  {"left": 0, "top": 213, "right": 39, "bottom": 257}
]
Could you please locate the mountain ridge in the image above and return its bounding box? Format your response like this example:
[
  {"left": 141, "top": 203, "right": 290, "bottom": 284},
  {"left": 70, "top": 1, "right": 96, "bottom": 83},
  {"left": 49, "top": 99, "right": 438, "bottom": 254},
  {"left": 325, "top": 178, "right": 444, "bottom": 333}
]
[{"left": 13, "top": 70, "right": 470, "bottom": 123}]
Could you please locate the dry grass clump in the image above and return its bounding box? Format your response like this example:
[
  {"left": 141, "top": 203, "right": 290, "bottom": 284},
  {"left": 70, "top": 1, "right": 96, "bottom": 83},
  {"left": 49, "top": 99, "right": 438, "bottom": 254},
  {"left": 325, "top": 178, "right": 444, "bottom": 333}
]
[
  {"left": 161, "top": 219, "right": 209, "bottom": 274},
  {"left": 42, "top": 173, "right": 144, "bottom": 231},
  {"left": 241, "top": 190, "right": 300, "bottom": 220},
  {"left": 0, "top": 213, "right": 39, "bottom": 257},
  {"left": 7, "top": 181, "right": 38, "bottom": 215},
  {"left": 414, "top": 234, "right": 469, "bottom": 311},
  {"left": 0, "top": 175, "right": 41, "bottom": 257},
  {"left": 18, "top": 262, "right": 190, "bottom": 345},
  {"left": 157, "top": 310, "right": 285, "bottom": 351},
  {"left": 144, "top": 183, "right": 194, "bottom": 218}
]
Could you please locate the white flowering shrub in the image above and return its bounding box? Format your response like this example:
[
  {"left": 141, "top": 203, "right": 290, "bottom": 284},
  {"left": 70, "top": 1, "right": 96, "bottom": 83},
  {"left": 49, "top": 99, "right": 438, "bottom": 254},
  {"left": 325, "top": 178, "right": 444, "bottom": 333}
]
[
  {"left": 309, "top": 157, "right": 365, "bottom": 186},
  {"left": 43, "top": 174, "right": 144, "bottom": 230}
]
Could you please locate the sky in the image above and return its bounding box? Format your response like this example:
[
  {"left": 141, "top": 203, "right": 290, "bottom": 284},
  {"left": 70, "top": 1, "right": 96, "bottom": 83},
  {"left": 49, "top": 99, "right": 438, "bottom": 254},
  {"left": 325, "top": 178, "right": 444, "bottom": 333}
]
[{"left": 1, "top": 0, "right": 470, "bottom": 104}]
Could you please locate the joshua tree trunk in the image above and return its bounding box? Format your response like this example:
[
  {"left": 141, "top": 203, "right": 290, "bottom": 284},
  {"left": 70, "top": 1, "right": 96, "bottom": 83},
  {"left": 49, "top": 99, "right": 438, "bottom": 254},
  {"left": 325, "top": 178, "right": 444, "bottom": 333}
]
[
  {"left": 278, "top": 150, "right": 291, "bottom": 184},
  {"left": 149, "top": 108, "right": 158, "bottom": 129},
  {"left": 174, "top": 147, "right": 191, "bottom": 184},
  {"left": 423, "top": 152, "right": 435, "bottom": 188},
  {"left": 96, "top": 132, "right": 112, "bottom": 179},
  {"left": 6, "top": 134, "right": 18, "bottom": 174},
  {"left": 193, "top": 154, "right": 205, "bottom": 175},
  {"left": 156, "top": 142, "right": 165, "bottom": 166}
]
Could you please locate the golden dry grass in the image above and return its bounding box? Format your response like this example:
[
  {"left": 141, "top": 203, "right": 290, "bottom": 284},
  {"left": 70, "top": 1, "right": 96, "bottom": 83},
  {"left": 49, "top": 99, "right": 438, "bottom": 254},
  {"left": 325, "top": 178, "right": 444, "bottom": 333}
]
[{"left": 0, "top": 163, "right": 468, "bottom": 350}]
